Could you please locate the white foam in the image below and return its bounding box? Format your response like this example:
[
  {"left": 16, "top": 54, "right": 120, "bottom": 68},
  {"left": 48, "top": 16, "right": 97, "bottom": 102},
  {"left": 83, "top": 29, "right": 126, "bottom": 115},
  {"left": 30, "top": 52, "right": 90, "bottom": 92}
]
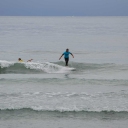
[
  {"left": 24, "top": 62, "right": 74, "bottom": 73},
  {"left": 0, "top": 60, "right": 15, "bottom": 68}
]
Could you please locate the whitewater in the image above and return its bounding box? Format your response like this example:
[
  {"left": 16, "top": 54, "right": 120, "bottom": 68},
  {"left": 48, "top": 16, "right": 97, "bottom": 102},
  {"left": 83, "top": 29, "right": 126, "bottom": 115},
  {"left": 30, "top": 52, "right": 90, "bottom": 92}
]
[{"left": 0, "top": 16, "right": 128, "bottom": 128}]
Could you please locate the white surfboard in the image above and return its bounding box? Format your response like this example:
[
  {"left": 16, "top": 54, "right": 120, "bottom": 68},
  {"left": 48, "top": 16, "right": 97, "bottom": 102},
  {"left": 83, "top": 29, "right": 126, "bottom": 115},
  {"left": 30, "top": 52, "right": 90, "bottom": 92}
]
[{"left": 63, "top": 66, "right": 76, "bottom": 71}]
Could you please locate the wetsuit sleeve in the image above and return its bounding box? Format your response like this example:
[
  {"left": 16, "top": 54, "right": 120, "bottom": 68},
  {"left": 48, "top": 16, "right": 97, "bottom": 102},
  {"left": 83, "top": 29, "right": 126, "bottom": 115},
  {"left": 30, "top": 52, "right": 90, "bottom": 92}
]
[{"left": 63, "top": 52, "right": 65, "bottom": 55}]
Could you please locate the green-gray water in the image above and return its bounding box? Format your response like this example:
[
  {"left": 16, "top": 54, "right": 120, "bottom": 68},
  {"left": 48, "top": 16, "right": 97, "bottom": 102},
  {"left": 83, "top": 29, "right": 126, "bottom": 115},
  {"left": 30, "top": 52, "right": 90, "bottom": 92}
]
[{"left": 0, "top": 16, "right": 128, "bottom": 128}]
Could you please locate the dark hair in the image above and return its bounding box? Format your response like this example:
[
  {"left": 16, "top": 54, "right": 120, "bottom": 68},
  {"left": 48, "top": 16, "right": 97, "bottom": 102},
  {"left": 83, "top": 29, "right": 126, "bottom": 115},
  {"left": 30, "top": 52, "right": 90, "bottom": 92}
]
[{"left": 66, "top": 48, "right": 69, "bottom": 51}]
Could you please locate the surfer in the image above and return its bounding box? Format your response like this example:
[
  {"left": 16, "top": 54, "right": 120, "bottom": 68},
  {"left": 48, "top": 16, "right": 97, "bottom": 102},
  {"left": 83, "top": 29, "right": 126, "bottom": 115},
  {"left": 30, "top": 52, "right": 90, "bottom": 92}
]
[
  {"left": 18, "top": 58, "right": 33, "bottom": 62},
  {"left": 27, "top": 59, "right": 33, "bottom": 62},
  {"left": 59, "top": 48, "right": 74, "bottom": 66},
  {"left": 18, "top": 58, "right": 23, "bottom": 62}
]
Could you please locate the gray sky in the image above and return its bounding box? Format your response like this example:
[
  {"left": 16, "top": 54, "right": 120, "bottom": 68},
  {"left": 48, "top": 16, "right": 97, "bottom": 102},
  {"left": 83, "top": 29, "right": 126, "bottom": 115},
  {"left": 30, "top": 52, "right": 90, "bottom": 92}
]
[{"left": 0, "top": 0, "right": 128, "bottom": 16}]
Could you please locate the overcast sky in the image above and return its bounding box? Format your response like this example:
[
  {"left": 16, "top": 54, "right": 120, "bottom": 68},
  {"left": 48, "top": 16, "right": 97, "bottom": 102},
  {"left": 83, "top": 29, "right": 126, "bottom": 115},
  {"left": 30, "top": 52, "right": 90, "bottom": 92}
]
[{"left": 0, "top": 0, "right": 128, "bottom": 16}]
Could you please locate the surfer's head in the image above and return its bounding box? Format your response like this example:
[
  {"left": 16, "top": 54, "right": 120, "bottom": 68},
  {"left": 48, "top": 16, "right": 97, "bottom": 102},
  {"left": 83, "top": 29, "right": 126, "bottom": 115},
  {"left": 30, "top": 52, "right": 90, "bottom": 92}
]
[
  {"left": 18, "top": 58, "right": 21, "bottom": 61},
  {"left": 18, "top": 58, "right": 23, "bottom": 62},
  {"left": 66, "top": 48, "right": 69, "bottom": 52}
]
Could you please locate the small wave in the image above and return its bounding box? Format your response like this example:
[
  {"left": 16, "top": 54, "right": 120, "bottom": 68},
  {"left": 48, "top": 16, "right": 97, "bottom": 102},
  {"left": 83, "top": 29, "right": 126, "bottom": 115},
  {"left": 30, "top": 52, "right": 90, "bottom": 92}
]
[
  {"left": 0, "top": 60, "right": 74, "bottom": 74},
  {"left": 0, "top": 108, "right": 128, "bottom": 121},
  {"left": 0, "top": 91, "right": 128, "bottom": 113}
]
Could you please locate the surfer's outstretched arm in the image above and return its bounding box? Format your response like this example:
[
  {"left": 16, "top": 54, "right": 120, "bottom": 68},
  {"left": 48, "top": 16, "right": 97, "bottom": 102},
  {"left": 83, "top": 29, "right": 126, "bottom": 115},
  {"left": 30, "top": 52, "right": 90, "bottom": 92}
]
[
  {"left": 70, "top": 53, "right": 74, "bottom": 58},
  {"left": 59, "top": 54, "right": 64, "bottom": 60}
]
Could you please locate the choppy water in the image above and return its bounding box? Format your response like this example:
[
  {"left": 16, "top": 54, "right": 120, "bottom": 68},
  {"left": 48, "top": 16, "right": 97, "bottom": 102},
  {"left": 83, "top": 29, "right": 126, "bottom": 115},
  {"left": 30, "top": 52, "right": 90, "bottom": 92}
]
[{"left": 0, "top": 16, "right": 128, "bottom": 128}]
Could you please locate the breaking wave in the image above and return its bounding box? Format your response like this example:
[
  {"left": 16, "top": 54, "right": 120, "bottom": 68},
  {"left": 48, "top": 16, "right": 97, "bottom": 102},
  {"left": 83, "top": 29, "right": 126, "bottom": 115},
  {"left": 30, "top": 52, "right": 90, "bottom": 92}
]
[
  {"left": 0, "top": 60, "right": 128, "bottom": 74},
  {"left": 0, "top": 60, "right": 75, "bottom": 74}
]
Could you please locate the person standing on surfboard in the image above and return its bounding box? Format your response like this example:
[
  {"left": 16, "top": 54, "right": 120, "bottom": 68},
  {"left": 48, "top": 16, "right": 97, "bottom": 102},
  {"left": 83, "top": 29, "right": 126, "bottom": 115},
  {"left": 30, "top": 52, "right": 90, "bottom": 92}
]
[{"left": 59, "top": 49, "right": 74, "bottom": 66}]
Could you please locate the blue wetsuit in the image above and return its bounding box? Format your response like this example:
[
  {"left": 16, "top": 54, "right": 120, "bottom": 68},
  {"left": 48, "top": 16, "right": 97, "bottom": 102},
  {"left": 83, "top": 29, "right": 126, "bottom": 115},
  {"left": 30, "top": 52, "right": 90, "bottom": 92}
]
[
  {"left": 63, "top": 52, "right": 72, "bottom": 66},
  {"left": 63, "top": 52, "right": 71, "bottom": 58}
]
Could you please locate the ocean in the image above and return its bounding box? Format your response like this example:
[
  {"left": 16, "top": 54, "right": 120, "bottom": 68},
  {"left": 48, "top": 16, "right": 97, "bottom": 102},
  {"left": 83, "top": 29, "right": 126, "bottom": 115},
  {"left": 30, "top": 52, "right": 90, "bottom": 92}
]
[{"left": 0, "top": 16, "right": 128, "bottom": 128}]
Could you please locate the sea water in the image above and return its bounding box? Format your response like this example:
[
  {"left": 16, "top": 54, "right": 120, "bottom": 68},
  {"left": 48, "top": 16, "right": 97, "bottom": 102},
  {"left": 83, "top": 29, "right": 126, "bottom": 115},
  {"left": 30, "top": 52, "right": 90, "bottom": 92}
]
[{"left": 0, "top": 16, "right": 128, "bottom": 128}]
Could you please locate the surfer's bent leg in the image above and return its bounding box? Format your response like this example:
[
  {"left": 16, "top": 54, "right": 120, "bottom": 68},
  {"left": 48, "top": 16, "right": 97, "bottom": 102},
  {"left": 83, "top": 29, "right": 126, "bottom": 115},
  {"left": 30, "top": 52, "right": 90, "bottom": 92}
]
[{"left": 65, "top": 58, "right": 69, "bottom": 66}]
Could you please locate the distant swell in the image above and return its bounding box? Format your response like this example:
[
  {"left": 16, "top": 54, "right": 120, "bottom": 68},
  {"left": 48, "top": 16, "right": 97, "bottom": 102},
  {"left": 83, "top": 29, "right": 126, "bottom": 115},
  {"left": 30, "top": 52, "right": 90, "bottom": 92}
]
[
  {"left": 0, "top": 108, "right": 128, "bottom": 113},
  {"left": 0, "top": 108, "right": 128, "bottom": 120}
]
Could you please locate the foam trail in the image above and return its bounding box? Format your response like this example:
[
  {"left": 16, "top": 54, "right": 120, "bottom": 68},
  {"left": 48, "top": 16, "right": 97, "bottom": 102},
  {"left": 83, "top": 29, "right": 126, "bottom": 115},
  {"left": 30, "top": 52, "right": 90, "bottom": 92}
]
[{"left": 24, "top": 62, "right": 71, "bottom": 73}]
